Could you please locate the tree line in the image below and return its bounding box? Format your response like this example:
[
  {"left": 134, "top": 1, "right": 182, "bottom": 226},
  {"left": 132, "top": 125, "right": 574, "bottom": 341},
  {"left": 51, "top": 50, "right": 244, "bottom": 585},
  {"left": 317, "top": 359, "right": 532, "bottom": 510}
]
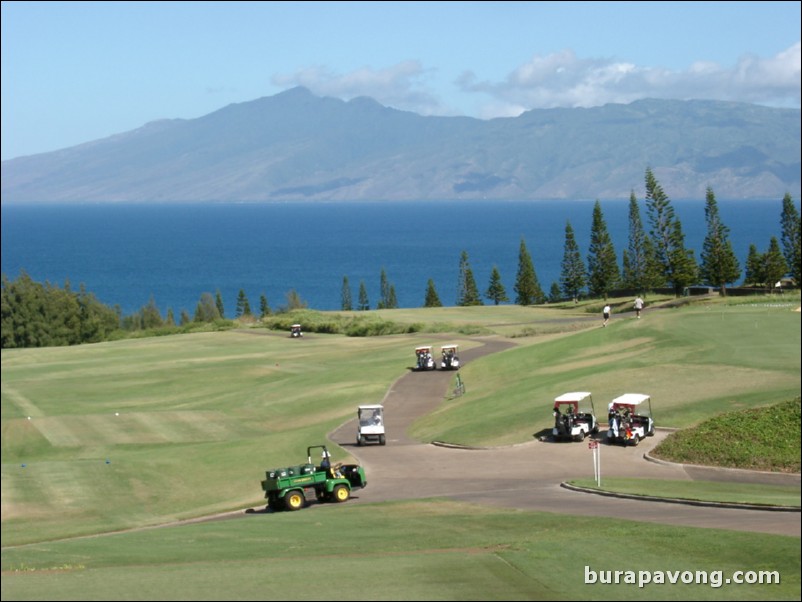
[
  {"left": 342, "top": 170, "right": 800, "bottom": 309},
  {"left": 2, "top": 170, "right": 800, "bottom": 348}
]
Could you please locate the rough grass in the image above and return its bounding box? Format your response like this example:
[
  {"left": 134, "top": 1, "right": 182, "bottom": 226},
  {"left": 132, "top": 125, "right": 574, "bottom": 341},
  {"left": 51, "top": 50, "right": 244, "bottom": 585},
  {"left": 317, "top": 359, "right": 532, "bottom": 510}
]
[
  {"left": 652, "top": 398, "right": 802, "bottom": 472},
  {"left": 2, "top": 499, "right": 799, "bottom": 601},
  {"left": 569, "top": 478, "right": 801, "bottom": 507}
]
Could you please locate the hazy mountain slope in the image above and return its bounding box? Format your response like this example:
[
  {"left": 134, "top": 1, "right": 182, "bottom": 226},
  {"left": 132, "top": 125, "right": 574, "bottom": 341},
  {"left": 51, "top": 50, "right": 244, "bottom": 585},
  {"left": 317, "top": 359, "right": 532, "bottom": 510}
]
[{"left": 2, "top": 87, "right": 799, "bottom": 202}]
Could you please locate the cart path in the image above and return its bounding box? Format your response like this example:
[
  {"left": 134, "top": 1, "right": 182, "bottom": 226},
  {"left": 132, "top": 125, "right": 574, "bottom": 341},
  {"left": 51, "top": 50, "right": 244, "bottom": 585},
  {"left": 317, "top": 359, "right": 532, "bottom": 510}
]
[{"left": 330, "top": 336, "right": 800, "bottom": 537}]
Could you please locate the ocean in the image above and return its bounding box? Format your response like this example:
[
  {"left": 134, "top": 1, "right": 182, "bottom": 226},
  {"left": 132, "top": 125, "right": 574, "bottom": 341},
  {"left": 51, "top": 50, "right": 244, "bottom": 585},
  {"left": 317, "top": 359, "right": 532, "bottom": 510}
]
[{"left": 0, "top": 199, "right": 792, "bottom": 316}]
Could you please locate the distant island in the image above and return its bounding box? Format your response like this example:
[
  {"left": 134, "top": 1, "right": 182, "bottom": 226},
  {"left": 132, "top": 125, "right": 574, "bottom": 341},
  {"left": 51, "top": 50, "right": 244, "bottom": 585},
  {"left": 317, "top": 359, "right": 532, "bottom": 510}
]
[{"left": 1, "top": 87, "right": 799, "bottom": 203}]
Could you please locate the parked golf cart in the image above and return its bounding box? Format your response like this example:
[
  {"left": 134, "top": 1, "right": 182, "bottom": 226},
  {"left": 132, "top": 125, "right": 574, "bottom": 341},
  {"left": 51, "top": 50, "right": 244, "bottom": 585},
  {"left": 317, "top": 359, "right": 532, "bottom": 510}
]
[
  {"left": 357, "top": 404, "right": 385, "bottom": 446},
  {"left": 440, "top": 344, "right": 460, "bottom": 370},
  {"left": 414, "top": 346, "right": 436, "bottom": 371},
  {"left": 552, "top": 391, "right": 599, "bottom": 441},
  {"left": 290, "top": 324, "right": 303, "bottom": 338},
  {"left": 606, "top": 393, "right": 654, "bottom": 446}
]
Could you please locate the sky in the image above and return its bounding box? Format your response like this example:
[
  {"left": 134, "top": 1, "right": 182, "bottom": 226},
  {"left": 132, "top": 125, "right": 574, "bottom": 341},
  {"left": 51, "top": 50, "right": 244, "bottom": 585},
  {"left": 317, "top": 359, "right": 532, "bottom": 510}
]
[{"left": 2, "top": 1, "right": 800, "bottom": 161}]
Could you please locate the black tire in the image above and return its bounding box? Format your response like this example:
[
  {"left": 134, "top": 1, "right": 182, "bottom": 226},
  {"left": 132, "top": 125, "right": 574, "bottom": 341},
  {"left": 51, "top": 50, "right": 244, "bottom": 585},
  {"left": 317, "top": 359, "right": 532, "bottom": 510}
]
[
  {"left": 284, "top": 490, "right": 305, "bottom": 511},
  {"left": 630, "top": 434, "right": 640, "bottom": 447},
  {"left": 379, "top": 434, "right": 386, "bottom": 446},
  {"left": 331, "top": 484, "right": 350, "bottom": 503},
  {"left": 574, "top": 430, "right": 586, "bottom": 442}
]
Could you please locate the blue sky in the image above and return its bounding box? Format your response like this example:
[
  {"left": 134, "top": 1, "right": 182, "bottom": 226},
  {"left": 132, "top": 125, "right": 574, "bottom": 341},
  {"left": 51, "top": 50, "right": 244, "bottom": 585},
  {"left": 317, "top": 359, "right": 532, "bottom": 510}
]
[{"left": 2, "top": 1, "right": 800, "bottom": 161}]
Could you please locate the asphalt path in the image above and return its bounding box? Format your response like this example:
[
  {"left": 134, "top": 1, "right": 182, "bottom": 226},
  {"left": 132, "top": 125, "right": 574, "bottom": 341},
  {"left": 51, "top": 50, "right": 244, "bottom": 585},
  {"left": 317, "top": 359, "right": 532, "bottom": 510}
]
[{"left": 329, "top": 336, "right": 801, "bottom": 537}]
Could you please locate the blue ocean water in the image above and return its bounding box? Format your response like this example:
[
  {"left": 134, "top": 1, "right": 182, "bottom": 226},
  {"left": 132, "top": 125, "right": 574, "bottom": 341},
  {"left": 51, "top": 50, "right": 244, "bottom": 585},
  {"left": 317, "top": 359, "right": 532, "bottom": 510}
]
[{"left": 0, "top": 200, "right": 792, "bottom": 316}]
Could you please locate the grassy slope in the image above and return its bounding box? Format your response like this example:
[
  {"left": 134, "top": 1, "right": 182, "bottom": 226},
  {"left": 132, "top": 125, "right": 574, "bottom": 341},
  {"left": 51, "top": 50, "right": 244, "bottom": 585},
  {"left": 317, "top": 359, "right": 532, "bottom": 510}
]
[
  {"left": 2, "top": 499, "right": 800, "bottom": 601},
  {"left": 410, "top": 301, "right": 801, "bottom": 446},
  {"left": 1, "top": 297, "right": 800, "bottom": 600},
  {"left": 652, "top": 398, "right": 801, "bottom": 472}
]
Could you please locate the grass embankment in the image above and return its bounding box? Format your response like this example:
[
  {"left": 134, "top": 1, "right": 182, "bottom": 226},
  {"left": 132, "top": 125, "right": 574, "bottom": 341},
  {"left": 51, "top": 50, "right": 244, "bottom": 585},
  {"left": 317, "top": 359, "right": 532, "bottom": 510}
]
[
  {"left": 569, "top": 478, "right": 801, "bottom": 507},
  {"left": 652, "top": 398, "right": 801, "bottom": 472},
  {"left": 1, "top": 296, "right": 800, "bottom": 600},
  {"left": 2, "top": 499, "right": 800, "bottom": 601}
]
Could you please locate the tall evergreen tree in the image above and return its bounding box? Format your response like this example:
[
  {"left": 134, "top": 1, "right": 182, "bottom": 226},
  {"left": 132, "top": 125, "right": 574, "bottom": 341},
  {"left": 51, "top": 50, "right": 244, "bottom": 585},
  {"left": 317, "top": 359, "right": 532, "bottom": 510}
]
[
  {"left": 179, "top": 309, "right": 191, "bottom": 326},
  {"left": 764, "top": 237, "right": 788, "bottom": 293},
  {"left": 586, "top": 202, "right": 619, "bottom": 299},
  {"left": 424, "top": 279, "right": 442, "bottom": 307},
  {"left": 560, "top": 221, "right": 586, "bottom": 301},
  {"left": 377, "top": 268, "right": 398, "bottom": 309},
  {"left": 644, "top": 167, "right": 698, "bottom": 294},
  {"left": 165, "top": 308, "right": 175, "bottom": 327},
  {"left": 548, "top": 281, "right": 562, "bottom": 303},
  {"left": 214, "top": 289, "right": 225, "bottom": 319},
  {"left": 699, "top": 187, "right": 741, "bottom": 295},
  {"left": 456, "top": 250, "right": 483, "bottom": 306},
  {"left": 236, "top": 289, "right": 252, "bottom": 316},
  {"left": 341, "top": 276, "right": 353, "bottom": 311},
  {"left": 357, "top": 281, "right": 370, "bottom": 311},
  {"left": 484, "top": 265, "right": 509, "bottom": 305},
  {"left": 780, "top": 193, "right": 801, "bottom": 286},
  {"left": 259, "top": 293, "right": 271, "bottom": 317},
  {"left": 514, "top": 238, "right": 544, "bottom": 305},
  {"left": 621, "top": 191, "right": 650, "bottom": 291},
  {"left": 743, "top": 244, "right": 764, "bottom": 287}
]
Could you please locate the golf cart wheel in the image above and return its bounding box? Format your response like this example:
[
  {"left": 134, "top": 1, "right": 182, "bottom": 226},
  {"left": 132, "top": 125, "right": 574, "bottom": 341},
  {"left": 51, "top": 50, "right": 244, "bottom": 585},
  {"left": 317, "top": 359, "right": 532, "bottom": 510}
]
[
  {"left": 379, "top": 434, "right": 386, "bottom": 446},
  {"left": 629, "top": 434, "right": 640, "bottom": 447},
  {"left": 647, "top": 425, "right": 655, "bottom": 437},
  {"left": 284, "top": 490, "right": 305, "bottom": 511},
  {"left": 332, "top": 484, "right": 350, "bottom": 503},
  {"left": 574, "top": 431, "right": 586, "bottom": 442}
]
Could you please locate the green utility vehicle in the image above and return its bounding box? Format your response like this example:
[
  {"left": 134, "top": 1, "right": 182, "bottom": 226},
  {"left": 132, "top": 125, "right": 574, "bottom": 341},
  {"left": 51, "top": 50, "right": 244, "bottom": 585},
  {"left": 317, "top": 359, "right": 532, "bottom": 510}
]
[{"left": 261, "top": 445, "right": 367, "bottom": 511}]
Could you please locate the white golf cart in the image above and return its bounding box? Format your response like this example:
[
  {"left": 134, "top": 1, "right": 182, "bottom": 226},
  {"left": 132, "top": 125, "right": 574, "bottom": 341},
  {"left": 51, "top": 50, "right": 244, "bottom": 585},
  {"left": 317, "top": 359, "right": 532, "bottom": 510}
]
[
  {"left": 552, "top": 391, "right": 599, "bottom": 442},
  {"left": 290, "top": 324, "right": 303, "bottom": 338},
  {"left": 414, "top": 346, "right": 436, "bottom": 371},
  {"left": 356, "top": 404, "right": 385, "bottom": 446},
  {"left": 606, "top": 393, "right": 654, "bottom": 446},
  {"left": 440, "top": 344, "right": 460, "bottom": 370}
]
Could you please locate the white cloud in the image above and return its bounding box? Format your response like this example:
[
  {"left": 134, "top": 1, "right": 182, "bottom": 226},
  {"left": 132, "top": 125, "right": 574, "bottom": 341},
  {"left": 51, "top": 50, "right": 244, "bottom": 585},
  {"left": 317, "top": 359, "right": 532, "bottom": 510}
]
[
  {"left": 460, "top": 43, "right": 802, "bottom": 118},
  {"left": 272, "top": 60, "right": 449, "bottom": 116}
]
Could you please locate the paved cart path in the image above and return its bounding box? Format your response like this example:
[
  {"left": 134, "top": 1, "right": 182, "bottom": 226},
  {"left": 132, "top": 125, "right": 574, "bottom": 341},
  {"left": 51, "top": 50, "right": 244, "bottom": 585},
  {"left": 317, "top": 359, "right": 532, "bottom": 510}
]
[{"left": 329, "top": 336, "right": 800, "bottom": 537}]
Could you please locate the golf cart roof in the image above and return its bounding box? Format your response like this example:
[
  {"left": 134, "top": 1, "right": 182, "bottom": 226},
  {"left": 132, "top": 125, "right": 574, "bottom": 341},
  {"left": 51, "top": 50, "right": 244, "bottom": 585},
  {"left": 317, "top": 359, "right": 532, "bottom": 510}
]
[
  {"left": 358, "top": 404, "right": 384, "bottom": 411},
  {"left": 441, "top": 344, "right": 459, "bottom": 350},
  {"left": 610, "top": 393, "right": 651, "bottom": 408},
  {"left": 554, "top": 392, "right": 592, "bottom": 404},
  {"left": 415, "top": 346, "right": 432, "bottom": 352},
  {"left": 291, "top": 324, "right": 301, "bottom": 328}
]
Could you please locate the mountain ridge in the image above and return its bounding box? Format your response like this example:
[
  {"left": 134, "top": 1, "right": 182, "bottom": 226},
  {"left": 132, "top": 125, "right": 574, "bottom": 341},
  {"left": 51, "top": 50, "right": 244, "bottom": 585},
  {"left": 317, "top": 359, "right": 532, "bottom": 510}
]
[{"left": 2, "top": 87, "right": 799, "bottom": 203}]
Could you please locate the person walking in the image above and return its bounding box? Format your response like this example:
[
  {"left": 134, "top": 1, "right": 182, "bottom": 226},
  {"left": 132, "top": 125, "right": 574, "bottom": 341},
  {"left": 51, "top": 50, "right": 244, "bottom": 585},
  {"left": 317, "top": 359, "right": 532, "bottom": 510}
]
[
  {"left": 634, "top": 296, "right": 644, "bottom": 319},
  {"left": 602, "top": 304, "right": 611, "bottom": 327}
]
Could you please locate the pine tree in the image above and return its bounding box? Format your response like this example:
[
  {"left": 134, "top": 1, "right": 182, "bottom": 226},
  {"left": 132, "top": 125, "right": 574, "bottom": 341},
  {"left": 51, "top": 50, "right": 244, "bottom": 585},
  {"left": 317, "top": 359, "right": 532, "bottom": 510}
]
[
  {"left": 560, "top": 221, "right": 586, "bottom": 301},
  {"left": 457, "top": 250, "right": 483, "bottom": 306},
  {"left": 764, "top": 237, "right": 788, "bottom": 294},
  {"left": 780, "top": 193, "right": 801, "bottom": 286},
  {"left": 586, "top": 201, "right": 619, "bottom": 299},
  {"left": 644, "top": 168, "right": 698, "bottom": 294},
  {"left": 236, "top": 289, "right": 252, "bottom": 317},
  {"left": 357, "top": 281, "right": 370, "bottom": 311},
  {"left": 259, "top": 294, "right": 271, "bottom": 317},
  {"left": 484, "top": 265, "right": 509, "bottom": 305},
  {"left": 377, "top": 268, "right": 397, "bottom": 309},
  {"left": 514, "top": 238, "right": 544, "bottom": 305},
  {"left": 341, "top": 276, "right": 353, "bottom": 311},
  {"left": 215, "top": 289, "right": 225, "bottom": 319},
  {"left": 699, "top": 187, "right": 740, "bottom": 295},
  {"left": 548, "top": 281, "right": 562, "bottom": 303},
  {"left": 424, "top": 279, "right": 442, "bottom": 307},
  {"left": 621, "top": 191, "right": 650, "bottom": 291},
  {"left": 743, "top": 244, "right": 764, "bottom": 286}
]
